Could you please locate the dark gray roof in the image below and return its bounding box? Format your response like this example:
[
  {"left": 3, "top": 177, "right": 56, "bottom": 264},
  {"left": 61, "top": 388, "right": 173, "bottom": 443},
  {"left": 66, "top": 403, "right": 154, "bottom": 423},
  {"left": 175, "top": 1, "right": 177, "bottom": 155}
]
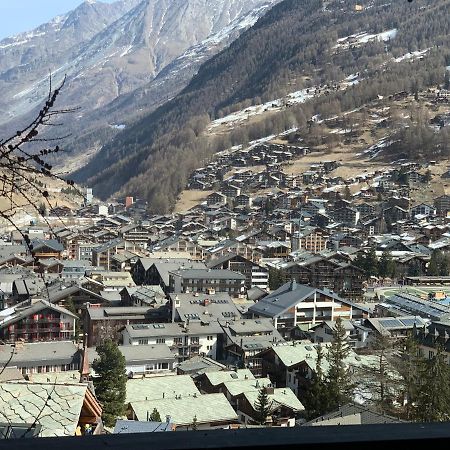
[
  {"left": 114, "top": 420, "right": 173, "bottom": 433},
  {"left": 93, "top": 238, "right": 125, "bottom": 254},
  {"left": 249, "top": 282, "right": 369, "bottom": 318},
  {"left": 30, "top": 239, "right": 64, "bottom": 252},
  {"left": 0, "top": 341, "right": 79, "bottom": 367},
  {"left": 170, "top": 269, "right": 246, "bottom": 280},
  {"left": 153, "top": 261, "right": 207, "bottom": 285},
  {"left": 249, "top": 282, "right": 315, "bottom": 318},
  {"left": 385, "top": 292, "right": 450, "bottom": 320},
  {"left": 89, "top": 344, "right": 175, "bottom": 365},
  {"left": 124, "top": 321, "right": 222, "bottom": 339}
]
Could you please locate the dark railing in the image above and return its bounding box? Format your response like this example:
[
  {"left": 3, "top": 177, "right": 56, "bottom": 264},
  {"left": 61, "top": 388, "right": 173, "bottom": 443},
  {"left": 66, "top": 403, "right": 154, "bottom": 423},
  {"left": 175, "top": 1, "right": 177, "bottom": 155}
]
[{"left": 2, "top": 422, "right": 450, "bottom": 449}]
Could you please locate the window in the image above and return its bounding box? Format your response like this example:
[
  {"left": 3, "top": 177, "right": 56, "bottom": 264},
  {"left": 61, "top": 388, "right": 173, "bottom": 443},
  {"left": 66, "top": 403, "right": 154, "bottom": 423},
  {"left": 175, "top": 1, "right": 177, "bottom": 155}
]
[
  {"left": 156, "top": 338, "right": 165, "bottom": 344},
  {"left": 429, "top": 350, "right": 434, "bottom": 360},
  {"left": 207, "top": 335, "right": 213, "bottom": 340},
  {"left": 138, "top": 338, "right": 149, "bottom": 345}
]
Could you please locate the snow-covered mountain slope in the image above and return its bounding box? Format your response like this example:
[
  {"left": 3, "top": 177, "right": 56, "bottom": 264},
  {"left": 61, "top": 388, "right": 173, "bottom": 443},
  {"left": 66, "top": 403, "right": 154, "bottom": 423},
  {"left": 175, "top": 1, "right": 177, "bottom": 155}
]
[{"left": 0, "top": 0, "right": 280, "bottom": 128}]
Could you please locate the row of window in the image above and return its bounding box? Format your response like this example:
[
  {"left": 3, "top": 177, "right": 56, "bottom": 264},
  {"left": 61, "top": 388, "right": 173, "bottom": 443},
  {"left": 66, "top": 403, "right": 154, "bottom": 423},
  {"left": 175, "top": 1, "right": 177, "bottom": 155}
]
[{"left": 137, "top": 336, "right": 215, "bottom": 345}]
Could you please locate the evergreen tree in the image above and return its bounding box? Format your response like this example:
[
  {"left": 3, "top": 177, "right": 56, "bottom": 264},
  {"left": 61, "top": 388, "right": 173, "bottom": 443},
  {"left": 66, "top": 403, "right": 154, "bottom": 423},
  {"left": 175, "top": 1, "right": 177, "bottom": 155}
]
[
  {"left": 149, "top": 408, "right": 162, "bottom": 422},
  {"left": 93, "top": 339, "right": 127, "bottom": 427},
  {"left": 396, "top": 332, "right": 422, "bottom": 420},
  {"left": 378, "top": 250, "right": 396, "bottom": 279},
  {"left": 365, "top": 247, "right": 379, "bottom": 277},
  {"left": 325, "top": 318, "right": 354, "bottom": 410},
  {"left": 303, "top": 344, "right": 328, "bottom": 418},
  {"left": 268, "top": 268, "right": 284, "bottom": 290},
  {"left": 343, "top": 185, "right": 352, "bottom": 200},
  {"left": 353, "top": 252, "right": 367, "bottom": 274},
  {"left": 368, "top": 334, "right": 398, "bottom": 414},
  {"left": 254, "top": 386, "right": 272, "bottom": 425},
  {"left": 415, "top": 345, "right": 450, "bottom": 422},
  {"left": 428, "top": 250, "right": 443, "bottom": 276}
]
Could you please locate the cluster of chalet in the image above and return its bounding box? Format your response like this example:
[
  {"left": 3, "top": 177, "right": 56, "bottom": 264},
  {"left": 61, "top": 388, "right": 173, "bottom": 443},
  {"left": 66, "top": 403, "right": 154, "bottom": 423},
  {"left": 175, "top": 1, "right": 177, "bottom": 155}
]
[{"left": 2, "top": 151, "right": 450, "bottom": 436}]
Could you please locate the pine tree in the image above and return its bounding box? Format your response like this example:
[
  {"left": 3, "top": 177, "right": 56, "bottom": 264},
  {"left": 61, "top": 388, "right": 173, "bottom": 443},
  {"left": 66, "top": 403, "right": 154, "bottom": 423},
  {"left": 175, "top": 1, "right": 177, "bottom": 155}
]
[
  {"left": 268, "top": 268, "right": 284, "bottom": 290},
  {"left": 303, "top": 344, "right": 328, "bottom": 418},
  {"left": 343, "top": 185, "right": 352, "bottom": 200},
  {"left": 428, "top": 250, "right": 440, "bottom": 276},
  {"left": 149, "top": 408, "right": 162, "bottom": 422},
  {"left": 92, "top": 339, "right": 127, "bottom": 427},
  {"left": 365, "top": 247, "right": 379, "bottom": 277},
  {"left": 325, "top": 318, "right": 354, "bottom": 410},
  {"left": 254, "top": 386, "right": 272, "bottom": 425},
  {"left": 379, "top": 250, "right": 396, "bottom": 279},
  {"left": 368, "top": 334, "right": 399, "bottom": 414},
  {"left": 396, "top": 332, "right": 422, "bottom": 420},
  {"left": 415, "top": 345, "right": 450, "bottom": 422}
]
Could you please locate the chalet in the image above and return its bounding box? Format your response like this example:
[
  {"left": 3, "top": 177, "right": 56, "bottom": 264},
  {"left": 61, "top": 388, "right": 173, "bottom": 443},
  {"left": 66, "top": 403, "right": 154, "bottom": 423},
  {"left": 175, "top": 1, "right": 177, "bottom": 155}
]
[
  {"left": 249, "top": 281, "right": 369, "bottom": 337},
  {"left": 206, "top": 192, "right": 227, "bottom": 206},
  {"left": 170, "top": 292, "right": 241, "bottom": 323},
  {"left": 169, "top": 269, "right": 246, "bottom": 298},
  {"left": 291, "top": 227, "right": 329, "bottom": 253},
  {"left": 84, "top": 304, "right": 170, "bottom": 347},
  {"left": 153, "top": 236, "right": 206, "bottom": 260},
  {"left": 234, "top": 194, "right": 253, "bottom": 208},
  {"left": 0, "top": 300, "right": 77, "bottom": 344},
  {"left": 119, "top": 224, "right": 151, "bottom": 248},
  {"left": 132, "top": 258, "right": 206, "bottom": 290},
  {"left": 311, "top": 319, "right": 370, "bottom": 348},
  {"left": 332, "top": 207, "right": 360, "bottom": 226},
  {"left": 410, "top": 203, "right": 436, "bottom": 218},
  {"left": 207, "top": 253, "right": 269, "bottom": 289},
  {"left": 222, "top": 184, "right": 241, "bottom": 199},
  {"left": 121, "top": 285, "right": 165, "bottom": 307},
  {"left": 220, "top": 318, "right": 284, "bottom": 372},
  {"left": 188, "top": 179, "right": 209, "bottom": 190},
  {"left": 92, "top": 229, "right": 119, "bottom": 244},
  {"left": 415, "top": 320, "right": 450, "bottom": 362},
  {"left": 434, "top": 195, "right": 450, "bottom": 217},
  {"left": 95, "top": 217, "right": 122, "bottom": 228},
  {"left": 91, "top": 238, "right": 140, "bottom": 270},
  {"left": 122, "top": 321, "right": 222, "bottom": 362},
  {"left": 29, "top": 239, "right": 64, "bottom": 260}
]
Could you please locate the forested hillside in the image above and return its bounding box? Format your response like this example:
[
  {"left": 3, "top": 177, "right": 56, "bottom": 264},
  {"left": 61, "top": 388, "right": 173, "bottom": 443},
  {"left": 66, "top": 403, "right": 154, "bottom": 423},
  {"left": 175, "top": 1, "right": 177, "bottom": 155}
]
[{"left": 73, "top": 0, "right": 450, "bottom": 212}]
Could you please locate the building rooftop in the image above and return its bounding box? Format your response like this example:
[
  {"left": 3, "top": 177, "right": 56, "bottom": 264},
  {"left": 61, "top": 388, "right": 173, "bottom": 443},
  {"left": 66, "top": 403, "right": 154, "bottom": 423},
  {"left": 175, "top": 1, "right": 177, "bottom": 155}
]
[
  {"left": 204, "top": 369, "right": 255, "bottom": 387},
  {"left": 124, "top": 321, "right": 222, "bottom": 339},
  {"left": 126, "top": 375, "right": 200, "bottom": 404},
  {"left": 0, "top": 341, "right": 79, "bottom": 367},
  {"left": 170, "top": 269, "right": 246, "bottom": 281},
  {"left": 303, "top": 403, "right": 404, "bottom": 426},
  {"left": 114, "top": 420, "right": 174, "bottom": 434},
  {"left": 129, "top": 393, "right": 238, "bottom": 426},
  {"left": 0, "top": 382, "right": 90, "bottom": 437},
  {"left": 243, "top": 387, "right": 304, "bottom": 413}
]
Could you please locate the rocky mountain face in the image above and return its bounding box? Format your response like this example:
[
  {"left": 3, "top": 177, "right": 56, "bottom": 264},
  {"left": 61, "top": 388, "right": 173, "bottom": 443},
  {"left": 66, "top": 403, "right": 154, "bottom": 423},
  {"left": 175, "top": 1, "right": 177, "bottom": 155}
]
[
  {"left": 70, "top": 0, "right": 450, "bottom": 212},
  {"left": 0, "top": 0, "right": 280, "bottom": 153}
]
